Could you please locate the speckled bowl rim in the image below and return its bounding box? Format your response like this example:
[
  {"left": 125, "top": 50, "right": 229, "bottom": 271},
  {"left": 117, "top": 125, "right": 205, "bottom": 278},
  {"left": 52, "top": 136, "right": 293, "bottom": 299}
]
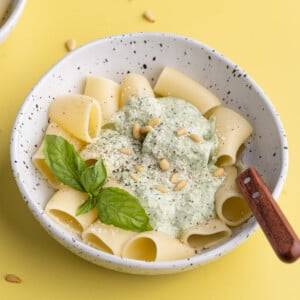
[
  {"left": 10, "top": 32, "right": 289, "bottom": 274},
  {"left": 0, "top": 0, "right": 26, "bottom": 44}
]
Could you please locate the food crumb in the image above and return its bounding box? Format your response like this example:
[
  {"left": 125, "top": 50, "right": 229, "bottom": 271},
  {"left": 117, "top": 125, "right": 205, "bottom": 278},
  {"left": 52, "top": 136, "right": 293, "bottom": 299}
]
[
  {"left": 5, "top": 274, "right": 22, "bottom": 283},
  {"left": 213, "top": 167, "right": 224, "bottom": 177},
  {"left": 65, "top": 39, "right": 76, "bottom": 51},
  {"left": 143, "top": 10, "right": 156, "bottom": 23},
  {"left": 154, "top": 185, "right": 169, "bottom": 193},
  {"left": 174, "top": 180, "right": 187, "bottom": 191},
  {"left": 170, "top": 172, "right": 179, "bottom": 183}
]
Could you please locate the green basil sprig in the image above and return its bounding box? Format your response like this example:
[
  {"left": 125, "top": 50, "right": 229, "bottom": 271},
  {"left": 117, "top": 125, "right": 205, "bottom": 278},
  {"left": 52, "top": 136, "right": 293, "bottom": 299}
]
[{"left": 43, "top": 135, "right": 152, "bottom": 232}]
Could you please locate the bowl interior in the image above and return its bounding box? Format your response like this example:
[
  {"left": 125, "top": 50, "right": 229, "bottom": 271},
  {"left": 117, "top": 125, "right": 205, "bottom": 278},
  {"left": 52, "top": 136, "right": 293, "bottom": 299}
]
[
  {"left": 0, "top": 0, "right": 26, "bottom": 44},
  {"left": 10, "top": 32, "right": 288, "bottom": 274}
]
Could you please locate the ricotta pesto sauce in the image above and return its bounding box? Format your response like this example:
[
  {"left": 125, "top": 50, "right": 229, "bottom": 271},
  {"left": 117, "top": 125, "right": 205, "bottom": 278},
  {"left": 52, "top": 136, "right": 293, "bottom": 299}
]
[{"left": 81, "top": 96, "right": 224, "bottom": 237}]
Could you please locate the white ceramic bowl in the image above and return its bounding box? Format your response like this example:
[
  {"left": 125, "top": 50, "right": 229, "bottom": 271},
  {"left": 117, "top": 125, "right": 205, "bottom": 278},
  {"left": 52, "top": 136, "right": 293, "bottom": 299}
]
[
  {"left": 10, "top": 32, "right": 288, "bottom": 275},
  {"left": 0, "top": 0, "right": 26, "bottom": 44}
]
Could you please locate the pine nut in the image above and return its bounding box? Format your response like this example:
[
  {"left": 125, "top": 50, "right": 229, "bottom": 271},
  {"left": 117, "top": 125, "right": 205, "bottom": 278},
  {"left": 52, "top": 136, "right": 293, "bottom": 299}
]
[
  {"left": 140, "top": 125, "right": 153, "bottom": 134},
  {"left": 134, "top": 164, "right": 144, "bottom": 173},
  {"left": 189, "top": 134, "right": 201, "bottom": 143},
  {"left": 174, "top": 180, "right": 186, "bottom": 191},
  {"left": 65, "top": 39, "right": 76, "bottom": 51},
  {"left": 148, "top": 117, "right": 161, "bottom": 127},
  {"left": 143, "top": 10, "right": 156, "bottom": 23},
  {"left": 176, "top": 128, "right": 187, "bottom": 137},
  {"left": 129, "top": 173, "right": 139, "bottom": 182},
  {"left": 213, "top": 167, "right": 224, "bottom": 177},
  {"left": 154, "top": 185, "right": 169, "bottom": 193},
  {"left": 119, "top": 148, "right": 133, "bottom": 155},
  {"left": 132, "top": 123, "right": 141, "bottom": 140},
  {"left": 5, "top": 274, "right": 22, "bottom": 283},
  {"left": 159, "top": 158, "right": 170, "bottom": 171},
  {"left": 170, "top": 172, "right": 179, "bottom": 183}
]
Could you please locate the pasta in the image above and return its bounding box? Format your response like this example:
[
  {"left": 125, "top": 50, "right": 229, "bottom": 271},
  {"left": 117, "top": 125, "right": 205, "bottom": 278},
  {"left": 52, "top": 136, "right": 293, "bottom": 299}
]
[
  {"left": 45, "top": 187, "right": 98, "bottom": 234},
  {"left": 120, "top": 73, "right": 154, "bottom": 106},
  {"left": 180, "top": 219, "right": 232, "bottom": 250},
  {"left": 121, "top": 231, "right": 195, "bottom": 261},
  {"left": 32, "top": 122, "right": 84, "bottom": 188},
  {"left": 84, "top": 76, "right": 120, "bottom": 125},
  {"left": 34, "top": 66, "right": 254, "bottom": 261},
  {"left": 215, "top": 166, "right": 252, "bottom": 226},
  {"left": 154, "top": 66, "right": 221, "bottom": 114},
  {"left": 210, "top": 106, "right": 253, "bottom": 167},
  {"left": 82, "top": 220, "right": 136, "bottom": 256},
  {"left": 48, "top": 94, "right": 102, "bottom": 143}
]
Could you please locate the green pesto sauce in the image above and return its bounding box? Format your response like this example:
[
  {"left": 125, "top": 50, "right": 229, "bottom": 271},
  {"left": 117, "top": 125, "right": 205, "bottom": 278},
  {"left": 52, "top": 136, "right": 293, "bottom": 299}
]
[{"left": 81, "top": 96, "right": 223, "bottom": 237}]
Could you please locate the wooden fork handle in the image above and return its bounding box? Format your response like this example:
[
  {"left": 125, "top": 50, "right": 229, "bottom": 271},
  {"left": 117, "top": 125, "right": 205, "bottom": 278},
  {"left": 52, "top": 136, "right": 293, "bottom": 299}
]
[{"left": 236, "top": 167, "right": 300, "bottom": 263}]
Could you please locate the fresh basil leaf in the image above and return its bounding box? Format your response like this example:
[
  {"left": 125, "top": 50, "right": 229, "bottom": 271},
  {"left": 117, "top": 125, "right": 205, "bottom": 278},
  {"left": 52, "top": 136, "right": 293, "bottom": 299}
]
[
  {"left": 43, "top": 135, "right": 86, "bottom": 192},
  {"left": 96, "top": 187, "right": 152, "bottom": 232},
  {"left": 76, "top": 194, "right": 96, "bottom": 216},
  {"left": 80, "top": 158, "right": 107, "bottom": 196}
]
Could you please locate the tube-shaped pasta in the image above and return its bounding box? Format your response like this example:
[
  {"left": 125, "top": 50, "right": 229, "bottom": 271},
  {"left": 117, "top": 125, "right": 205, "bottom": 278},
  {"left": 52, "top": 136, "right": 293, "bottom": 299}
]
[
  {"left": 79, "top": 148, "right": 99, "bottom": 167},
  {"left": 82, "top": 220, "right": 136, "bottom": 256},
  {"left": 154, "top": 67, "right": 221, "bottom": 114},
  {"left": 210, "top": 106, "right": 253, "bottom": 166},
  {"left": 235, "top": 144, "right": 248, "bottom": 174},
  {"left": 180, "top": 219, "right": 232, "bottom": 250},
  {"left": 84, "top": 76, "right": 120, "bottom": 125},
  {"left": 121, "top": 231, "right": 194, "bottom": 261},
  {"left": 48, "top": 94, "right": 102, "bottom": 143},
  {"left": 215, "top": 166, "right": 252, "bottom": 226},
  {"left": 32, "top": 122, "right": 84, "bottom": 188},
  {"left": 45, "top": 187, "right": 98, "bottom": 234},
  {"left": 120, "top": 73, "right": 154, "bottom": 106}
]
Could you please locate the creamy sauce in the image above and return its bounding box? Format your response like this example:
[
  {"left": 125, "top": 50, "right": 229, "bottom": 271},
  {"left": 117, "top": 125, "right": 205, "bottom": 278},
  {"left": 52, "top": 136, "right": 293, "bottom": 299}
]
[{"left": 81, "top": 96, "right": 223, "bottom": 237}]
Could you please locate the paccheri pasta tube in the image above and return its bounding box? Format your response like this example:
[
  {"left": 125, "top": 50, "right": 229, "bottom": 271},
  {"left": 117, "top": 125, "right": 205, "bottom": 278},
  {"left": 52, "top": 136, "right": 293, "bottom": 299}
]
[
  {"left": 32, "top": 122, "right": 85, "bottom": 188},
  {"left": 33, "top": 67, "right": 253, "bottom": 261},
  {"left": 84, "top": 76, "right": 120, "bottom": 125},
  {"left": 120, "top": 73, "right": 154, "bottom": 106},
  {"left": 45, "top": 187, "right": 98, "bottom": 234},
  {"left": 210, "top": 106, "right": 253, "bottom": 167},
  {"left": 180, "top": 219, "right": 232, "bottom": 250},
  {"left": 82, "top": 220, "right": 137, "bottom": 256},
  {"left": 48, "top": 94, "right": 102, "bottom": 143},
  {"left": 154, "top": 66, "right": 221, "bottom": 114},
  {"left": 121, "top": 231, "right": 195, "bottom": 261},
  {"left": 215, "top": 166, "right": 252, "bottom": 226}
]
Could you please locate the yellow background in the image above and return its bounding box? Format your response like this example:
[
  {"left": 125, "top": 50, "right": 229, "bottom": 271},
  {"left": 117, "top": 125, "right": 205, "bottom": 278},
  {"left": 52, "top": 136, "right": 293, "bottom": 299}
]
[{"left": 1, "top": 0, "right": 299, "bottom": 299}]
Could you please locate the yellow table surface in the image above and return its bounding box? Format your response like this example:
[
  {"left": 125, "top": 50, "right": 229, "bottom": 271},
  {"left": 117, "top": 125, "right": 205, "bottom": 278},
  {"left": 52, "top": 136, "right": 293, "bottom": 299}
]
[{"left": 1, "top": 0, "right": 299, "bottom": 299}]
